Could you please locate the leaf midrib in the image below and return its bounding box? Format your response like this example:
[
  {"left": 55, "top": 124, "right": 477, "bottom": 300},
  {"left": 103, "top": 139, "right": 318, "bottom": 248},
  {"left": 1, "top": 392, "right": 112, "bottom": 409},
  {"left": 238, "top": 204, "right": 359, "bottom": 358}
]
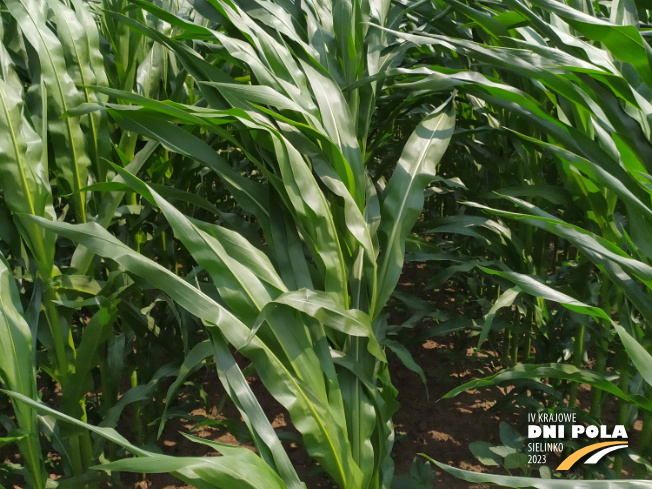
[
  {"left": 0, "top": 88, "right": 37, "bottom": 216},
  {"left": 20, "top": 4, "right": 86, "bottom": 218}
]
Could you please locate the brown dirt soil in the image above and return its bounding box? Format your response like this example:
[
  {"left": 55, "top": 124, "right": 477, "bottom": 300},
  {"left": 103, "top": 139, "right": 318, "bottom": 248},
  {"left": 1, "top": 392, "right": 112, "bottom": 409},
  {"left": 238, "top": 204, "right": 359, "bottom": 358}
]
[{"left": 390, "top": 339, "right": 512, "bottom": 489}]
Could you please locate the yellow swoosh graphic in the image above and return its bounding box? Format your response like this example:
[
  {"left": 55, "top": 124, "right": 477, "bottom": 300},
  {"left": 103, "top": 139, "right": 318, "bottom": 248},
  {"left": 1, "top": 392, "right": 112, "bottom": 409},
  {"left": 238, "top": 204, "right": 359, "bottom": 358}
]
[{"left": 557, "top": 441, "right": 628, "bottom": 470}]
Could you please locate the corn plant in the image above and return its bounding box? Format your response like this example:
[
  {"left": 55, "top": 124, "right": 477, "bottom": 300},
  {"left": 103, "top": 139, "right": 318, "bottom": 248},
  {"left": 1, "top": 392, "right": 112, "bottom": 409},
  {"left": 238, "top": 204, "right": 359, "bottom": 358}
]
[
  {"left": 0, "top": 0, "right": 195, "bottom": 485},
  {"left": 3, "top": 0, "right": 458, "bottom": 486},
  {"left": 3, "top": 0, "right": 652, "bottom": 487}
]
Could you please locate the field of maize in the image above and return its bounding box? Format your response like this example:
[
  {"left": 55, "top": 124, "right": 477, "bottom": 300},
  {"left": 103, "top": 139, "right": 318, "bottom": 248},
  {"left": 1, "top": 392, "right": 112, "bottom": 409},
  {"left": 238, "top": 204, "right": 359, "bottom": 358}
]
[{"left": 1, "top": 0, "right": 652, "bottom": 487}]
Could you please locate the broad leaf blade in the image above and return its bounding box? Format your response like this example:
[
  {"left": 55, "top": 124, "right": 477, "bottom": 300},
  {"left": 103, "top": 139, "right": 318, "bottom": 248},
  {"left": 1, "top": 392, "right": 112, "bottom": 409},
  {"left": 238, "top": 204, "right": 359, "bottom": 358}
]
[{"left": 376, "top": 96, "right": 455, "bottom": 317}]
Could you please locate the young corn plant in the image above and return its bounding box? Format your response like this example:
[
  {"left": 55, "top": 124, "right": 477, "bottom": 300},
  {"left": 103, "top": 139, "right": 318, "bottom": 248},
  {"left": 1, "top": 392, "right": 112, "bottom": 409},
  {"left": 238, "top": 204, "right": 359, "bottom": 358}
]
[
  {"left": 4, "top": 0, "right": 652, "bottom": 488},
  {"left": 8, "top": 0, "right": 457, "bottom": 487}
]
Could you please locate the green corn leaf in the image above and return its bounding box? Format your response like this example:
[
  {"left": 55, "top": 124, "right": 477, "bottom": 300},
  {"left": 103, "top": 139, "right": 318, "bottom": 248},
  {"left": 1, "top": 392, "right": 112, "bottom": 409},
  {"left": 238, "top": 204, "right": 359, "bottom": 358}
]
[
  {"left": 252, "top": 288, "right": 385, "bottom": 360},
  {"left": 0, "top": 256, "right": 45, "bottom": 489},
  {"left": 268, "top": 204, "right": 315, "bottom": 291},
  {"left": 467, "top": 199, "right": 652, "bottom": 322},
  {"left": 427, "top": 457, "right": 651, "bottom": 488},
  {"left": 529, "top": 0, "right": 652, "bottom": 90},
  {"left": 105, "top": 164, "right": 365, "bottom": 487},
  {"left": 209, "top": 331, "right": 305, "bottom": 489},
  {"left": 60, "top": 304, "right": 118, "bottom": 420},
  {"left": 201, "top": 81, "right": 323, "bottom": 128},
  {"left": 505, "top": 130, "right": 652, "bottom": 225},
  {"left": 4, "top": 0, "right": 91, "bottom": 222},
  {"left": 192, "top": 218, "right": 286, "bottom": 291},
  {"left": 99, "top": 363, "right": 178, "bottom": 430},
  {"left": 376, "top": 96, "right": 455, "bottom": 317},
  {"left": 106, "top": 108, "right": 270, "bottom": 231},
  {"left": 478, "top": 287, "right": 520, "bottom": 347},
  {"left": 70, "top": 140, "right": 158, "bottom": 275},
  {"left": 441, "top": 363, "right": 652, "bottom": 412},
  {"left": 0, "top": 430, "right": 28, "bottom": 450},
  {"left": 297, "top": 58, "right": 365, "bottom": 204},
  {"left": 95, "top": 449, "right": 288, "bottom": 489},
  {"left": 106, "top": 162, "right": 335, "bottom": 405},
  {"left": 383, "top": 339, "right": 426, "bottom": 388},
  {"left": 442, "top": 0, "right": 511, "bottom": 40},
  {"left": 0, "top": 48, "right": 56, "bottom": 277},
  {"left": 46, "top": 0, "right": 111, "bottom": 182},
  {"left": 264, "top": 131, "right": 349, "bottom": 299},
  {"left": 158, "top": 341, "right": 213, "bottom": 438}
]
